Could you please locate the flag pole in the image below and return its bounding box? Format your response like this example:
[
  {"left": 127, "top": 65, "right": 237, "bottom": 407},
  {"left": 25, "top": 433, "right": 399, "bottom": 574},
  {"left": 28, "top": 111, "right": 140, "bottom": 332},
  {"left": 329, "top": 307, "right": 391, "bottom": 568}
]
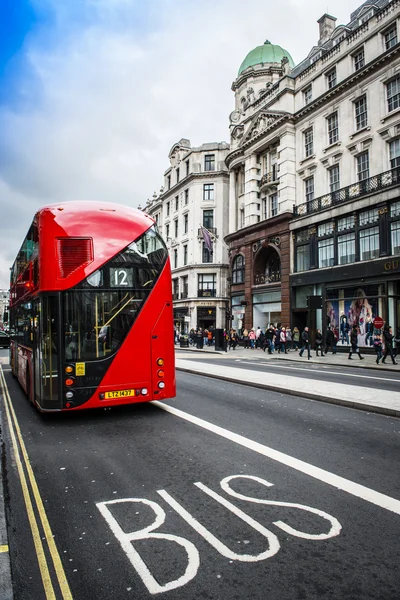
[{"left": 200, "top": 225, "right": 230, "bottom": 250}]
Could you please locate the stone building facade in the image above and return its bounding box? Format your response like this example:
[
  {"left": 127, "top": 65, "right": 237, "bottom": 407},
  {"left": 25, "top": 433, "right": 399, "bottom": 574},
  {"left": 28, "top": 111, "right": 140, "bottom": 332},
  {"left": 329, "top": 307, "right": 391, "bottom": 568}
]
[
  {"left": 226, "top": 0, "right": 400, "bottom": 343},
  {"left": 144, "top": 139, "right": 230, "bottom": 333}
]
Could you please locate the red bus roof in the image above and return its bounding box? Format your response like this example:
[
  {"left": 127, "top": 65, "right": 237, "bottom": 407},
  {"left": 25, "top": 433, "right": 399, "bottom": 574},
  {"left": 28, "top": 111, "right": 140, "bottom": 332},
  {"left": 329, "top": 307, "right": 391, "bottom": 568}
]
[{"left": 36, "top": 201, "right": 156, "bottom": 290}]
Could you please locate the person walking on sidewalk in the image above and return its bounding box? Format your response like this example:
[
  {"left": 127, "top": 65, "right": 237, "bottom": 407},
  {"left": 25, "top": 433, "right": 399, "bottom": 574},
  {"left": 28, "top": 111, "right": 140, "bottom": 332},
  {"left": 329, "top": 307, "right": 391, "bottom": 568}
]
[
  {"left": 315, "top": 329, "right": 324, "bottom": 356},
  {"left": 292, "top": 326, "right": 300, "bottom": 351},
  {"left": 373, "top": 334, "right": 383, "bottom": 364},
  {"left": 325, "top": 326, "right": 337, "bottom": 354},
  {"left": 299, "top": 327, "right": 312, "bottom": 359},
  {"left": 348, "top": 325, "right": 364, "bottom": 360},
  {"left": 382, "top": 325, "right": 398, "bottom": 365},
  {"left": 280, "top": 327, "right": 287, "bottom": 354}
]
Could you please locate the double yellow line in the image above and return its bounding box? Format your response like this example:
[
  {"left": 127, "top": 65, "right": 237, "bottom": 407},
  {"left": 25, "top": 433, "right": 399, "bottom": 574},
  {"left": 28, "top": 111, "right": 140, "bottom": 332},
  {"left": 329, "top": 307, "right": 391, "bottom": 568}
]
[{"left": 0, "top": 366, "right": 73, "bottom": 599}]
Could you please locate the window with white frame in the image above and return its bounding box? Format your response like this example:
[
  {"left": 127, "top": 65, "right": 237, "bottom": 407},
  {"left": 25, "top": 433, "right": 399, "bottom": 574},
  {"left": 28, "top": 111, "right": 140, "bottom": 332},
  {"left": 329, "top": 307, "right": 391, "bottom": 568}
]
[
  {"left": 390, "top": 139, "right": 400, "bottom": 168},
  {"left": 357, "top": 151, "right": 369, "bottom": 181},
  {"left": 359, "top": 227, "right": 379, "bottom": 260},
  {"left": 390, "top": 201, "right": 400, "bottom": 254},
  {"left": 353, "top": 48, "right": 365, "bottom": 71},
  {"left": 338, "top": 216, "right": 354, "bottom": 232},
  {"left": 305, "top": 176, "right": 314, "bottom": 203},
  {"left": 202, "top": 243, "right": 213, "bottom": 264},
  {"left": 387, "top": 77, "right": 400, "bottom": 112},
  {"left": 318, "top": 222, "right": 334, "bottom": 237},
  {"left": 354, "top": 95, "right": 368, "bottom": 130},
  {"left": 173, "top": 249, "right": 178, "bottom": 269},
  {"left": 384, "top": 25, "right": 397, "bottom": 50},
  {"left": 239, "top": 209, "right": 245, "bottom": 228},
  {"left": 183, "top": 244, "right": 188, "bottom": 265},
  {"left": 203, "top": 183, "right": 214, "bottom": 200},
  {"left": 166, "top": 201, "right": 170, "bottom": 216},
  {"left": 359, "top": 208, "right": 379, "bottom": 226},
  {"left": 185, "top": 189, "right": 189, "bottom": 204},
  {"left": 174, "top": 219, "right": 178, "bottom": 238},
  {"left": 303, "top": 85, "right": 312, "bottom": 105},
  {"left": 198, "top": 273, "right": 216, "bottom": 295},
  {"left": 262, "top": 198, "right": 267, "bottom": 220},
  {"left": 176, "top": 168, "right": 180, "bottom": 183},
  {"left": 318, "top": 238, "right": 334, "bottom": 267},
  {"left": 296, "top": 244, "right": 310, "bottom": 272},
  {"left": 304, "top": 128, "right": 314, "bottom": 157},
  {"left": 184, "top": 213, "right": 188, "bottom": 234},
  {"left": 270, "top": 194, "right": 278, "bottom": 217},
  {"left": 326, "top": 68, "right": 337, "bottom": 89},
  {"left": 329, "top": 165, "right": 340, "bottom": 192},
  {"left": 166, "top": 223, "right": 170, "bottom": 239},
  {"left": 338, "top": 233, "right": 355, "bottom": 264},
  {"left": 327, "top": 112, "right": 339, "bottom": 145},
  {"left": 175, "top": 196, "right": 179, "bottom": 211}
]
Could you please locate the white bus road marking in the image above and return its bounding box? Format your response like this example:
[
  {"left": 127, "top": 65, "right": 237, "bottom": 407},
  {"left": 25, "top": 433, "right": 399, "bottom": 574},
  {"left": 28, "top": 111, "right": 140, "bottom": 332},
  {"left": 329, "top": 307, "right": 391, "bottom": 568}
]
[
  {"left": 152, "top": 401, "right": 400, "bottom": 516},
  {"left": 97, "top": 475, "right": 342, "bottom": 595},
  {"left": 234, "top": 361, "right": 400, "bottom": 384}
]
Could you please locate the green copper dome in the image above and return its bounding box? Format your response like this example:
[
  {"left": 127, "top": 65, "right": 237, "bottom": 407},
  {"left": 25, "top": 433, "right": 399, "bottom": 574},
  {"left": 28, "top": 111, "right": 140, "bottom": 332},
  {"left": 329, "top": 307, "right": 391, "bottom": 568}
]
[{"left": 238, "top": 40, "right": 295, "bottom": 76}]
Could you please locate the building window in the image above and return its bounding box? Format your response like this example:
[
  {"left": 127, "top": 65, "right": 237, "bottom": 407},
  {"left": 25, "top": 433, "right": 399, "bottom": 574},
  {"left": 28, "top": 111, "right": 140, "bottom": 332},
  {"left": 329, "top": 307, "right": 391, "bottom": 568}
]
[
  {"left": 203, "top": 183, "right": 214, "bottom": 200},
  {"left": 387, "top": 77, "right": 400, "bottom": 113},
  {"left": 181, "top": 276, "right": 188, "bottom": 299},
  {"left": 338, "top": 233, "right": 355, "bottom": 265},
  {"left": 318, "top": 238, "right": 334, "bottom": 268},
  {"left": 183, "top": 244, "right": 188, "bottom": 266},
  {"left": 262, "top": 198, "right": 267, "bottom": 220},
  {"left": 198, "top": 273, "right": 216, "bottom": 297},
  {"left": 304, "top": 128, "right": 314, "bottom": 157},
  {"left": 186, "top": 160, "right": 189, "bottom": 177},
  {"left": 326, "top": 68, "right": 337, "bottom": 89},
  {"left": 202, "top": 243, "right": 213, "bottom": 264},
  {"left": 390, "top": 139, "right": 400, "bottom": 168},
  {"left": 355, "top": 95, "right": 368, "bottom": 130},
  {"left": 384, "top": 26, "right": 397, "bottom": 50},
  {"left": 204, "top": 154, "right": 215, "bottom": 171},
  {"left": 359, "top": 208, "right": 379, "bottom": 226},
  {"left": 203, "top": 209, "right": 214, "bottom": 230},
  {"left": 353, "top": 48, "right": 365, "bottom": 71},
  {"left": 173, "top": 249, "right": 178, "bottom": 269},
  {"left": 173, "top": 278, "right": 179, "bottom": 299},
  {"left": 232, "top": 255, "right": 245, "bottom": 284},
  {"left": 318, "top": 222, "right": 334, "bottom": 236},
  {"left": 329, "top": 165, "right": 340, "bottom": 192},
  {"left": 185, "top": 189, "right": 189, "bottom": 204},
  {"left": 359, "top": 227, "right": 379, "bottom": 260},
  {"left": 357, "top": 151, "right": 369, "bottom": 181},
  {"left": 305, "top": 176, "right": 314, "bottom": 203},
  {"left": 390, "top": 201, "right": 400, "bottom": 255},
  {"left": 303, "top": 85, "right": 312, "bottom": 105},
  {"left": 270, "top": 194, "right": 278, "bottom": 217},
  {"left": 327, "top": 112, "right": 339, "bottom": 145},
  {"left": 167, "top": 175, "right": 171, "bottom": 190},
  {"left": 184, "top": 213, "right": 188, "bottom": 234},
  {"left": 166, "top": 201, "right": 170, "bottom": 216},
  {"left": 166, "top": 223, "right": 170, "bottom": 239},
  {"left": 338, "top": 216, "right": 354, "bottom": 232},
  {"left": 175, "top": 196, "right": 179, "bottom": 211},
  {"left": 174, "top": 219, "right": 178, "bottom": 238},
  {"left": 176, "top": 168, "right": 180, "bottom": 183},
  {"left": 239, "top": 209, "right": 245, "bottom": 228},
  {"left": 296, "top": 245, "right": 310, "bottom": 272}
]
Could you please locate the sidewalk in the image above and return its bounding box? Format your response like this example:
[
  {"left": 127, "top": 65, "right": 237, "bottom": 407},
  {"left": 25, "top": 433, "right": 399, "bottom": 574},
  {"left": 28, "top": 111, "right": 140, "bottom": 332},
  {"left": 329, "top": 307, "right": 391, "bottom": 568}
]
[{"left": 175, "top": 344, "right": 400, "bottom": 418}]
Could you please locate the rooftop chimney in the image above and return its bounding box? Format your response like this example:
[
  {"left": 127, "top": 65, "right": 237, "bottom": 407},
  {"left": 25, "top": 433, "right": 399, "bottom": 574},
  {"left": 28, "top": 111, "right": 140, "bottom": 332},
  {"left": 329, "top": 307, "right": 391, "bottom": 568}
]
[{"left": 317, "top": 14, "right": 337, "bottom": 46}]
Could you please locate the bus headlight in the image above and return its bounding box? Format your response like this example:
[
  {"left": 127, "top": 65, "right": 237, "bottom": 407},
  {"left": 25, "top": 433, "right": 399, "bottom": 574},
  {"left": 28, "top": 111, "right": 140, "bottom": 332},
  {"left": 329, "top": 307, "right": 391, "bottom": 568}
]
[
  {"left": 158, "top": 381, "right": 165, "bottom": 389},
  {"left": 65, "top": 391, "right": 74, "bottom": 399},
  {"left": 141, "top": 388, "right": 148, "bottom": 395}
]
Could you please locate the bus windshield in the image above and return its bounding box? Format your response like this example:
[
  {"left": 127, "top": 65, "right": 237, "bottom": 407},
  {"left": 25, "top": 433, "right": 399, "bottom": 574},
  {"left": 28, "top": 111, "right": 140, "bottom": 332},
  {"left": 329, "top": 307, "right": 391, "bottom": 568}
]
[{"left": 63, "top": 226, "right": 167, "bottom": 362}]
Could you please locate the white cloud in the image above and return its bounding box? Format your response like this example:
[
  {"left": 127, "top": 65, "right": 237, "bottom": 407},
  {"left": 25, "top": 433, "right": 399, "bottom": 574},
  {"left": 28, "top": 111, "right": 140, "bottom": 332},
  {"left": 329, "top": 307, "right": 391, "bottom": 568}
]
[{"left": 0, "top": 0, "right": 362, "bottom": 288}]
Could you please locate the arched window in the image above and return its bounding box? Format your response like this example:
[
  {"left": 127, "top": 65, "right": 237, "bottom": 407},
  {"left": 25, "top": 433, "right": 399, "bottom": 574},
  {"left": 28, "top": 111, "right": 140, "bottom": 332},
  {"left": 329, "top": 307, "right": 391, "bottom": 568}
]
[
  {"left": 254, "top": 247, "right": 281, "bottom": 285},
  {"left": 232, "top": 255, "right": 245, "bottom": 284}
]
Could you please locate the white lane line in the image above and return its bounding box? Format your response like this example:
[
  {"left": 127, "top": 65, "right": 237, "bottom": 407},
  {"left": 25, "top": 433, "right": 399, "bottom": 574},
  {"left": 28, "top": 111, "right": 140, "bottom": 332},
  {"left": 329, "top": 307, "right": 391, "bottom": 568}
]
[
  {"left": 235, "top": 361, "right": 400, "bottom": 384},
  {"left": 152, "top": 401, "right": 400, "bottom": 516}
]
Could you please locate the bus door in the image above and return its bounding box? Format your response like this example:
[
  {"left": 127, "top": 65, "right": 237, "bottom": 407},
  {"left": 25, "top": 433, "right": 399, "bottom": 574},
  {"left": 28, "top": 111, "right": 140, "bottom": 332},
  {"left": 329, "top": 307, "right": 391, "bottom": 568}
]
[{"left": 34, "top": 295, "right": 60, "bottom": 409}]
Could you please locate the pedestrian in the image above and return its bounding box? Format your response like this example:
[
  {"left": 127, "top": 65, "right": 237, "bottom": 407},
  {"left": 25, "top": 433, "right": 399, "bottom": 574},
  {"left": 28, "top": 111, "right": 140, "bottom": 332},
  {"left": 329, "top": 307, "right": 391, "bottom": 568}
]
[
  {"left": 348, "top": 325, "right": 364, "bottom": 360},
  {"left": 266, "top": 325, "right": 275, "bottom": 353},
  {"left": 325, "top": 326, "right": 337, "bottom": 354},
  {"left": 286, "top": 328, "right": 292, "bottom": 351},
  {"left": 275, "top": 327, "right": 282, "bottom": 353},
  {"left": 207, "top": 329, "right": 213, "bottom": 346},
  {"left": 230, "top": 329, "right": 238, "bottom": 350},
  {"left": 292, "top": 327, "right": 300, "bottom": 351},
  {"left": 249, "top": 328, "right": 256, "bottom": 349},
  {"left": 280, "top": 327, "right": 287, "bottom": 354},
  {"left": 373, "top": 334, "right": 383, "bottom": 364},
  {"left": 255, "top": 327, "right": 262, "bottom": 349},
  {"left": 315, "top": 329, "right": 324, "bottom": 356},
  {"left": 382, "top": 325, "right": 398, "bottom": 365},
  {"left": 299, "top": 326, "right": 312, "bottom": 359},
  {"left": 243, "top": 328, "right": 249, "bottom": 349}
]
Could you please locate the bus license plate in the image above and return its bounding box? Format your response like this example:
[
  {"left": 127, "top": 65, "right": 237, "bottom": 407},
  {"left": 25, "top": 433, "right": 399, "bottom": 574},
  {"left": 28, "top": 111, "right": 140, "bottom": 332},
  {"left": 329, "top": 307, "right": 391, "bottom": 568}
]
[{"left": 105, "top": 389, "right": 135, "bottom": 399}]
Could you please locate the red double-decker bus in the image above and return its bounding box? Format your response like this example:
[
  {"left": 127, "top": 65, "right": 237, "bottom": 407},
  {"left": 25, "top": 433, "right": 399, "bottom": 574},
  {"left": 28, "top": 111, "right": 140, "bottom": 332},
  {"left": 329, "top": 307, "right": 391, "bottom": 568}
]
[{"left": 9, "top": 201, "right": 175, "bottom": 411}]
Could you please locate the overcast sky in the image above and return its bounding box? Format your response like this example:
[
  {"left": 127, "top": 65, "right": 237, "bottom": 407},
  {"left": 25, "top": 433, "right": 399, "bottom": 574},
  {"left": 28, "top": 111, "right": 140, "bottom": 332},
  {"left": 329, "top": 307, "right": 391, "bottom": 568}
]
[{"left": 0, "top": 0, "right": 364, "bottom": 289}]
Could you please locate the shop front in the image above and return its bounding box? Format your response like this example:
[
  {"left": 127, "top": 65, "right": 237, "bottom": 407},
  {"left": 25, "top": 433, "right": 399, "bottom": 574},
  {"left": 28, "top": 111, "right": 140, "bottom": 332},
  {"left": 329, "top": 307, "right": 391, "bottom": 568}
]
[
  {"left": 252, "top": 291, "right": 281, "bottom": 329},
  {"left": 290, "top": 258, "right": 400, "bottom": 347},
  {"left": 173, "top": 307, "right": 189, "bottom": 335},
  {"left": 197, "top": 306, "right": 216, "bottom": 330}
]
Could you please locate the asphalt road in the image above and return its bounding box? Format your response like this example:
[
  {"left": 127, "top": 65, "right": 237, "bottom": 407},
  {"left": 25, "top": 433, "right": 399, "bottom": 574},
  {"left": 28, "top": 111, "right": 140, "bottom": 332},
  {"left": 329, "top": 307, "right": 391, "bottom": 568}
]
[{"left": 1, "top": 357, "right": 399, "bottom": 600}]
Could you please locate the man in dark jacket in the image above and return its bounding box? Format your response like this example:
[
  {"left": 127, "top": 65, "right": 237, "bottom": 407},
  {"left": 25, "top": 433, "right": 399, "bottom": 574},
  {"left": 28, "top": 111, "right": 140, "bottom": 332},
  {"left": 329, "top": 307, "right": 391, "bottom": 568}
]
[
  {"left": 382, "top": 326, "right": 398, "bottom": 365},
  {"left": 348, "top": 325, "right": 364, "bottom": 360},
  {"left": 299, "top": 327, "right": 311, "bottom": 359},
  {"left": 325, "top": 326, "right": 337, "bottom": 354}
]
